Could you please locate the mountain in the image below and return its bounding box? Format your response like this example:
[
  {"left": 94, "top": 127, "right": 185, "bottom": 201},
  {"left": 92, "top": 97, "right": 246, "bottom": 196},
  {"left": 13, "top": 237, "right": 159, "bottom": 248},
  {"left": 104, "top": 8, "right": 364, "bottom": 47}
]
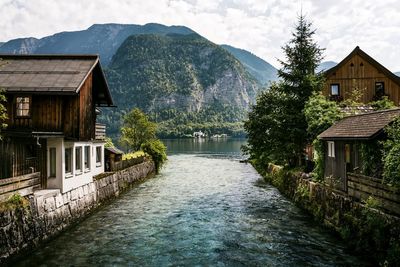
[
  {"left": 102, "top": 34, "right": 259, "bottom": 138},
  {"left": 221, "top": 45, "right": 278, "bottom": 85},
  {"left": 317, "top": 61, "right": 337, "bottom": 72},
  {"left": 0, "top": 23, "right": 195, "bottom": 65}
]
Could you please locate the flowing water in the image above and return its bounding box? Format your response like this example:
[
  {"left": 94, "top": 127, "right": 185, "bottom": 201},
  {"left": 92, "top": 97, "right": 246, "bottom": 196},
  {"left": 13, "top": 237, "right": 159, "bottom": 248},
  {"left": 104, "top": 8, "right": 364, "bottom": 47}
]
[{"left": 15, "top": 139, "right": 366, "bottom": 266}]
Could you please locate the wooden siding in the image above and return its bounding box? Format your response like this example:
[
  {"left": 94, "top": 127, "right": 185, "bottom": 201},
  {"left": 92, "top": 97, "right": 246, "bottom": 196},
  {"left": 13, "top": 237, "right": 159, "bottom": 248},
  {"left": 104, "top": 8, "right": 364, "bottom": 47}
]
[
  {"left": 0, "top": 137, "right": 47, "bottom": 187},
  {"left": 5, "top": 72, "right": 97, "bottom": 141},
  {"left": 324, "top": 54, "right": 400, "bottom": 105},
  {"left": 348, "top": 173, "right": 400, "bottom": 216},
  {"left": 324, "top": 141, "right": 361, "bottom": 191},
  {"left": 79, "top": 73, "right": 95, "bottom": 140},
  {"left": 0, "top": 172, "right": 40, "bottom": 202}
]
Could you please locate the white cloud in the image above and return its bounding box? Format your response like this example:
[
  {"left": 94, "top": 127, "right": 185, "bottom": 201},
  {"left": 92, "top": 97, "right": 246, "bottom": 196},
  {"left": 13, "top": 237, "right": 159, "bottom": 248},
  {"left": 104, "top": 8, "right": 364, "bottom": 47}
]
[{"left": 0, "top": 0, "right": 400, "bottom": 70}]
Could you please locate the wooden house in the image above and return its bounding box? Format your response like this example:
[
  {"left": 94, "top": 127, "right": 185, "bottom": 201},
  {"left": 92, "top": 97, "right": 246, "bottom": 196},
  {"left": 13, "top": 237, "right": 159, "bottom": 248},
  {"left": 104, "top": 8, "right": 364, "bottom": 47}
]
[
  {"left": 323, "top": 46, "right": 400, "bottom": 105},
  {"left": 318, "top": 109, "right": 400, "bottom": 191},
  {"left": 0, "top": 55, "right": 114, "bottom": 193}
]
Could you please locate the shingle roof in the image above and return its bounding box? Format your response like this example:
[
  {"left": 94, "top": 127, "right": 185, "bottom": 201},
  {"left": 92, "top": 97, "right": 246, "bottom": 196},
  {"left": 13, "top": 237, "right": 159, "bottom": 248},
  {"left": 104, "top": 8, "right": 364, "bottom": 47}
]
[
  {"left": 318, "top": 109, "right": 400, "bottom": 140},
  {"left": 105, "top": 146, "right": 124, "bottom": 155},
  {"left": 0, "top": 54, "right": 114, "bottom": 106}
]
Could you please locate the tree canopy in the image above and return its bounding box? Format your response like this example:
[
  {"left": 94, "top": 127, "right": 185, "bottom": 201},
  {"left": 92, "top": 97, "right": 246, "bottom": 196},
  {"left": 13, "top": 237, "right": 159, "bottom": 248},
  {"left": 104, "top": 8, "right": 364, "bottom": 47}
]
[
  {"left": 244, "top": 15, "right": 324, "bottom": 167},
  {"left": 120, "top": 108, "right": 157, "bottom": 151}
]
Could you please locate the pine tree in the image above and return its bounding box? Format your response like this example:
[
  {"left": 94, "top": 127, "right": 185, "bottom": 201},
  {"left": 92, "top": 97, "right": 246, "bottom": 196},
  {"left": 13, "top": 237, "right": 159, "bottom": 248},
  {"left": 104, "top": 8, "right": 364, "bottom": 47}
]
[{"left": 244, "top": 15, "right": 324, "bottom": 167}]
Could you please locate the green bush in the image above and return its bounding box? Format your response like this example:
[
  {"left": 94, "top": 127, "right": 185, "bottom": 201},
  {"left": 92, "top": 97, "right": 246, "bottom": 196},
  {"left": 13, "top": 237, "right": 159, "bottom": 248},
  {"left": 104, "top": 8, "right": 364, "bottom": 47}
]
[
  {"left": 370, "top": 96, "right": 396, "bottom": 111},
  {"left": 141, "top": 140, "right": 167, "bottom": 173},
  {"left": 382, "top": 116, "right": 400, "bottom": 187}
]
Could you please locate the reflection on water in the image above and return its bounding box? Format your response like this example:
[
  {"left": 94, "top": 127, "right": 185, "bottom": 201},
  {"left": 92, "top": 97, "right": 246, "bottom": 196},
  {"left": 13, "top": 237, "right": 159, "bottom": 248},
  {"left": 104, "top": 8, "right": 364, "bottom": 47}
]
[{"left": 13, "top": 140, "right": 367, "bottom": 266}]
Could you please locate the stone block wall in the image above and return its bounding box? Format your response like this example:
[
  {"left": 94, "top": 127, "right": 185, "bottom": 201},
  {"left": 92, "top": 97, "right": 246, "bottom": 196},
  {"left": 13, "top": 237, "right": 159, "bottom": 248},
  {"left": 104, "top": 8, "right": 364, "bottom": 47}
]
[
  {"left": 0, "top": 160, "right": 155, "bottom": 264},
  {"left": 265, "top": 165, "right": 400, "bottom": 266}
]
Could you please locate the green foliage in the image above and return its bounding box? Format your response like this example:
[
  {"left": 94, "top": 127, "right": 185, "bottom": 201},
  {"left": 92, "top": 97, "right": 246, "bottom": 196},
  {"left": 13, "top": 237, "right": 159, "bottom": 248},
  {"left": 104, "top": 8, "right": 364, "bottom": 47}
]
[
  {"left": 304, "top": 92, "right": 343, "bottom": 141},
  {"left": 244, "top": 15, "right": 324, "bottom": 167},
  {"left": 0, "top": 193, "right": 29, "bottom": 212},
  {"left": 156, "top": 104, "right": 247, "bottom": 138},
  {"left": 360, "top": 141, "right": 384, "bottom": 177},
  {"left": 122, "top": 151, "right": 145, "bottom": 160},
  {"left": 370, "top": 96, "right": 396, "bottom": 111},
  {"left": 364, "top": 196, "right": 380, "bottom": 209},
  {"left": 121, "top": 108, "right": 157, "bottom": 151},
  {"left": 104, "top": 137, "right": 115, "bottom": 148},
  {"left": 382, "top": 116, "right": 400, "bottom": 186},
  {"left": 141, "top": 140, "right": 167, "bottom": 173},
  {"left": 340, "top": 82, "right": 365, "bottom": 108},
  {"left": 294, "top": 183, "right": 310, "bottom": 201},
  {"left": 0, "top": 88, "right": 7, "bottom": 139}
]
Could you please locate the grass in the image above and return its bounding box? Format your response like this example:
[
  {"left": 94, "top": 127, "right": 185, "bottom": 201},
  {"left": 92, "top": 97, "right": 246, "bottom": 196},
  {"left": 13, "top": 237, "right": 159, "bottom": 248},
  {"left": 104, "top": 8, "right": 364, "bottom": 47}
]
[{"left": 0, "top": 193, "right": 30, "bottom": 212}]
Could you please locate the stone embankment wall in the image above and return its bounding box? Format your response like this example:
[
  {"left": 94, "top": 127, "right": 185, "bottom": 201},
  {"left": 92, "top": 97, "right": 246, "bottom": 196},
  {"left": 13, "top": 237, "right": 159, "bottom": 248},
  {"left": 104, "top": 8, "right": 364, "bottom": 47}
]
[
  {"left": 0, "top": 160, "right": 155, "bottom": 264},
  {"left": 264, "top": 164, "right": 400, "bottom": 266}
]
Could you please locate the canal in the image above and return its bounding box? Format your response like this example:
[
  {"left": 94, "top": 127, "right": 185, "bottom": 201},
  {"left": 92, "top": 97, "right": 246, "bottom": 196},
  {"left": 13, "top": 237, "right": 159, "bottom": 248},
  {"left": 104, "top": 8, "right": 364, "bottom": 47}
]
[{"left": 15, "top": 139, "right": 366, "bottom": 266}]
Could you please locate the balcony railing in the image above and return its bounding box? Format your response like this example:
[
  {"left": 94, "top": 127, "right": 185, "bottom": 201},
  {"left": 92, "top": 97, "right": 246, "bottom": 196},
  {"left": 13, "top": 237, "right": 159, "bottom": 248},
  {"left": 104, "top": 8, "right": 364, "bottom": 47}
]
[{"left": 95, "top": 123, "right": 106, "bottom": 140}]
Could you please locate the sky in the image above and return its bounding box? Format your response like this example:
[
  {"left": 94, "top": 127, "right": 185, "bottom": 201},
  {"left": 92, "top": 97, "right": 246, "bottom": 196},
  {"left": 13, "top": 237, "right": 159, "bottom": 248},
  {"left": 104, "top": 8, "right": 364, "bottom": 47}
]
[{"left": 1, "top": 0, "right": 400, "bottom": 71}]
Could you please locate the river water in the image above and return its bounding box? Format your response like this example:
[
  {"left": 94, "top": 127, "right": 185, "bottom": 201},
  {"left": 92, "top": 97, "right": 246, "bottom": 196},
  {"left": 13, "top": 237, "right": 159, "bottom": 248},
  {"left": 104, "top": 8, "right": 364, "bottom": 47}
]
[{"left": 15, "top": 139, "right": 366, "bottom": 266}]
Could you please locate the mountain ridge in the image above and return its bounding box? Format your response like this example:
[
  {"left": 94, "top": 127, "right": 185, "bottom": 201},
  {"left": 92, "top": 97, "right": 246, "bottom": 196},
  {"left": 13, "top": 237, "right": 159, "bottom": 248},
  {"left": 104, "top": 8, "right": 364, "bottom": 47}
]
[
  {"left": 221, "top": 44, "right": 278, "bottom": 85},
  {"left": 103, "top": 33, "right": 259, "bottom": 137}
]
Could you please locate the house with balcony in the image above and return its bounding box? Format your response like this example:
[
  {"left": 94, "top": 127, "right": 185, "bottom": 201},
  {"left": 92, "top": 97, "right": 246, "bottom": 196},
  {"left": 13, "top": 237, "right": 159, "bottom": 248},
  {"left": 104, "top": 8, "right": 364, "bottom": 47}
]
[
  {"left": 0, "top": 54, "right": 114, "bottom": 193},
  {"left": 323, "top": 46, "right": 400, "bottom": 105}
]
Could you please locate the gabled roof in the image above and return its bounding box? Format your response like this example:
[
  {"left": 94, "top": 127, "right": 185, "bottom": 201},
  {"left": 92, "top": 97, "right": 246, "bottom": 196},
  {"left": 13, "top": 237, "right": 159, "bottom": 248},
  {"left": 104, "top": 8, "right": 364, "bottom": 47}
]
[
  {"left": 325, "top": 46, "right": 400, "bottom": 87},
  {"left": 318, "top": 109, "right": 400, "bottom": 140},
  {"left": 0, "top": 54, "right": 114, "bottom": 106}
]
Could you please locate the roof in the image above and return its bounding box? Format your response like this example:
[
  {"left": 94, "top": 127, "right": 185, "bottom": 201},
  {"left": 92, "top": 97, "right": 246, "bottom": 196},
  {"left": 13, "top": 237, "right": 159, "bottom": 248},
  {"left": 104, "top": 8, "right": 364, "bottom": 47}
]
[
  {"left": 0, "top": 54, "right": 114, "bottom": 106},
  {"left": 318, "top": 108, "right": 400, "bottom": 140},
  {"left": 324, "top": 46, "right": 400, "bottom": 87},
  {"left": 105, "top": 146, "right": 124, "bottom": 155}
]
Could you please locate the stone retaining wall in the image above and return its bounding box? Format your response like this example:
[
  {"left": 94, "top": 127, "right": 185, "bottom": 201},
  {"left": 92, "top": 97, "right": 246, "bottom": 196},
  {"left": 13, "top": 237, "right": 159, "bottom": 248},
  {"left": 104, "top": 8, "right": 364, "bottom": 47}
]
[
  {"left": 0, "top": 160, "right": 155, "bottom": 264},
  {"left": 264, "top": 164, "right": 400, "bottom": 266}
]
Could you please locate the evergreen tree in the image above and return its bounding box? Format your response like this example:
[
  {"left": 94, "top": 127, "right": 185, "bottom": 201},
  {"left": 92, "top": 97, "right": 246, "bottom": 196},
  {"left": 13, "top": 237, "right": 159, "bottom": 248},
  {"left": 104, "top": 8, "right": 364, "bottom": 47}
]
[{"left": 244, "top": 15, "right": 323, "bottom": 167}]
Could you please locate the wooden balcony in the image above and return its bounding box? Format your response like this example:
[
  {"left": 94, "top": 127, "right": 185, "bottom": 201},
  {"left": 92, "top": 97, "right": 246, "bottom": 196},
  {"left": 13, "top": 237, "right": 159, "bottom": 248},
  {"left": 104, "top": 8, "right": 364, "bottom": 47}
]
[{"left": 95, "top": 123, "right": 106, "bottom": 140}]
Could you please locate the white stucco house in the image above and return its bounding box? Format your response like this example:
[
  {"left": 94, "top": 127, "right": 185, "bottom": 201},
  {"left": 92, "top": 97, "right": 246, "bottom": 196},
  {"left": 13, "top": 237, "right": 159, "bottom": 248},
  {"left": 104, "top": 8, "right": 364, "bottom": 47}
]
[{"left": 0, "top": 54, "right": 114, "bottom": 193}]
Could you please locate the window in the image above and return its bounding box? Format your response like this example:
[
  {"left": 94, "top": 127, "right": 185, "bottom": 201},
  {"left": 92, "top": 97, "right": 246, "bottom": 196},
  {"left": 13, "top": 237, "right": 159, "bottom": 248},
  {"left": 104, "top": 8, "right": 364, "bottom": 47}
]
[
  {"left": 375, "top": 82, "right": 384, "bottom": 96},
  {"left": 16, "top": 96, "right": 31, "bottom": 117},
  {"left": 96, "top": 146, "right": 102, "bottom": 167},
  {"left": 345, "top": 144, "right": 351, "bottom": 163},
  {"left": 49, "top": 147, "right": 56, "bottom": 177},
  {"left": 75, "top": 146, "right": 82, "bottom": 173},
  {"left": 84, "top": 145, "right": 91, "bottom": 171},
  {"left": 330, "top": 84, "right": 340, "bottom": 96},
  {"left": 328, "top": 141, "right": 335, "bottom": 158},
  {"left": 65, "top": 148, "right": 73, "bottom": 175}
]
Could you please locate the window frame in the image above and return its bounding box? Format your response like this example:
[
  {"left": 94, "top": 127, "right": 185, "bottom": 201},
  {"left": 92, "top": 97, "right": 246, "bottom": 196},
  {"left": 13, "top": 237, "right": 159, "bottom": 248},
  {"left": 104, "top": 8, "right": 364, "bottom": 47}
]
[
  {"left": 84, "top": 145, "right": 91, "bottom": 172},
  {"left": 49, "top": 147, "right": 56, "bottom": 178},
  {"left": 65, "top": 147, "right": 73, "bottom": 177},
  {"left": 75, "top": 146, "right": 83, "bottom": 175},
  {"left": 328, "top": 141, "right": 335, "bottom": 158},
  {"left": 96, "top": 146, "right": 102, "bottom": 167},
  {"left": 15, "top": 96, "right": 32, "bottom": 118},
  {"left": 330, "top": 84, "right": 340, "bottom": 96},
  {"left": 375, "top": 81, "right": 385, "bottom": 95}
]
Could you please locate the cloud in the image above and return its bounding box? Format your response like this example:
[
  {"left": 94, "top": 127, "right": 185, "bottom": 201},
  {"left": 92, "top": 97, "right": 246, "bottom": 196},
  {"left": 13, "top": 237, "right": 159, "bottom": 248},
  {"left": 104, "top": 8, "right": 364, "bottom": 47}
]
[{"left": 0, "top": 0, "right": 400, "bottom": 70}]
